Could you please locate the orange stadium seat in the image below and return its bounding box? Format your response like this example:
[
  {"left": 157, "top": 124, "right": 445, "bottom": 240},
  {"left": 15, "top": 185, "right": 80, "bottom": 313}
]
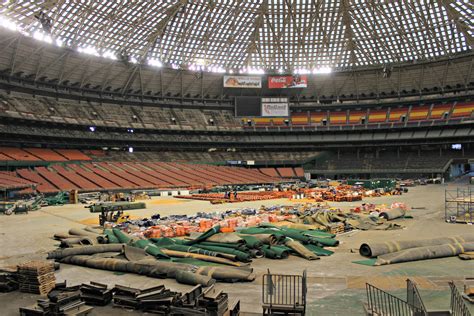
[
  {"left": 349, "top": 110, "right": 367, "bottom": 124},
  {"left": 430, "top": 104, "right": 452, "bottom": 119},
  {"left": 24, "top": 148, "right": 67, "bottom": 161},
  {"left": 55, "top": 149, "right": 92, "bottom": 161},
  {"left": 272, "top": 118, "right": 287, "bottom": 126},
  {"left": 254, "top": 118, "right": 272, "bottom": 126},
  {"left": 329, "top": 111, "right": 347, "bottom": 125},
  {"left": 409, "top": 106, "right": 430, "bottom": 121},
  {"left": 310, "top": 111, "right": 327, "bottom": 125},
  {"left": 451, "top": 102, "right": 474, "bottom": 118},
  {"left": 368, "top": 109, "right": 388, "bottom": 123},
  {"left": 291, "top": 112, "right": 309, "bottom": 125},
  {"left": 0, "top": 147, "right": 41, "bottom": 161},
  {"left": 388, "top": 107, "right": 408, "bottom": 122}
]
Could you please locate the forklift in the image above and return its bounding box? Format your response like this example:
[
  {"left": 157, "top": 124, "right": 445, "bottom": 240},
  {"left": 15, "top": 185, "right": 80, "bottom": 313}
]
[{"left": 98, "top": 205, "right": 130, "bottom": 226}]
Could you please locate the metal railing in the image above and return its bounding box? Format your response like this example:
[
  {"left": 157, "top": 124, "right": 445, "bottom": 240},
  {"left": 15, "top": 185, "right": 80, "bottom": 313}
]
[
  {"left": 450, "top": 282, "right": 471, "bottom": 316},
  {"left": 406, "top": 279, "right": 427, "bottom": 315},
  {"left": 262, "top": 270, "right": 307, "bottom": 313},
  {"left": 366, "top": 283, "right": 425, "bottom": 316}
]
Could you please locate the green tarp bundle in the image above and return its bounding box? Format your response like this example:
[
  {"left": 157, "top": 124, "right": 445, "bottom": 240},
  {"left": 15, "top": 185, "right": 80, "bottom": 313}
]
[
  {"left": 192, "top": 244, "right": 252, "bottom": 262},
  {"left": 262, "top": 245, "right": 290, "bottom": 259},
  {"left": 113, "top": 229, "right": 168, "bottom": 259}
]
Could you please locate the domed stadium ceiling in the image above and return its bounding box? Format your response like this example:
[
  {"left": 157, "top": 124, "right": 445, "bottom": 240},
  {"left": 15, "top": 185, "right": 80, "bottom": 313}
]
[{"left": 0, "top": 0, "right": 473, "bottom": 74}]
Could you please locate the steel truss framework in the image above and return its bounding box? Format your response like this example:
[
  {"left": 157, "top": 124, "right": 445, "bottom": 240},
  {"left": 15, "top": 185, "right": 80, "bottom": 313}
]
[{"left": 1, "top": 0, "right": 473, "bottom": 74}]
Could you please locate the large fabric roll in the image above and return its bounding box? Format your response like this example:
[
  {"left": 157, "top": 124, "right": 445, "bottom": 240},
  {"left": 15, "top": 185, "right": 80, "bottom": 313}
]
[
  {"left": 379, "top": 208, "right": 406, "bottom": 220},
  {"left": 59, "top": 237, "right": 94, "bottom": 248},
  {"left": 193, "top": 244, "right": 252, "bottom": 263},
  {"left": 159, "top": 249, "right": 245, "bottom": 267},
  {"left": 47, "top": 244, "right": 124, "bottom": 259},
  {"left": 375, "top": 242, "right": 474, "bottom": 265},
  {"left": 359, "top": 234, "right": 474, "bottom": 257},
  {"left": 285, "top": 239, "right": 319, "bottom": 260}
]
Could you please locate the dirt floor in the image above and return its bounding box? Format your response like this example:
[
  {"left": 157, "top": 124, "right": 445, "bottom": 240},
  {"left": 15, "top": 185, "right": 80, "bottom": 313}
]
[{"left": 1, "top": 182, "right": 473, "bottom": 315}]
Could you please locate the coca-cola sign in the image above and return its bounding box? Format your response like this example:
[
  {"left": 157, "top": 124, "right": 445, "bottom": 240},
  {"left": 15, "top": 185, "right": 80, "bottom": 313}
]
[{"left": 268, "top": 75, "right": 307, "bottom": 89}]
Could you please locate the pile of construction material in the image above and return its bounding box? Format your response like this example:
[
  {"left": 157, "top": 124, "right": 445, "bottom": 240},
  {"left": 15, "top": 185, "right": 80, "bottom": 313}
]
[
  {"left": 18, "top": 261, "right": 56, "bottom": 295},
  {"left": 111, "top": 283, "right": 238, "bottom": 315},
  {"left": 0, "top": 269, "right": 18, "bottom": 292}
]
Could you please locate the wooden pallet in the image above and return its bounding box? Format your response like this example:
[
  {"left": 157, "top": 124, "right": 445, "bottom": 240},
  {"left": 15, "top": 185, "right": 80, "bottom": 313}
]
[
  {"left": 20, "top": 281, "right": 55, "bottom": 295},
  {"left": 18, "top": 272, "right": 55, "bottom": 285},
  {"left": 18, "top": 261, "right": 54, "bottom": 276},
  {"left": 329, "top": 223, "right": 344, "bottom": 234}
]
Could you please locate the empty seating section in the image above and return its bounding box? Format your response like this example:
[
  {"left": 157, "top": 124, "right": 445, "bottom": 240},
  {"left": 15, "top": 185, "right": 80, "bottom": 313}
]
[
  {"left": 0, "top": 171, "right": 35, "bottom": 190},
  {"left": 68, "top": 164, "right": 119, "bottom": 190},
  {"left": 259, "top": 168, "right": 280, "bottom": 177},
  {"left": 24, "top": 148, "right": 67, "bottom": 161},
  {"left": 35, "top": 166, "right": 77, "bottom": 191},
  {"left": 388, "top": 108, "right": 408, "bottom": 122},
  {"left": 291, "top": 113, "right": 309, "bottom": 125},
  {"left": 0, "top": 147, "right": 92, "bottom": 162},
  {"left": 430, "top": 104, "right": 452, "bottom": 119},
  {"left": 16, "top": 168, "right": 57, "bottom": 193},
  {"left": 368, "top": 109, "right": 388, "bottom": 123},
  {"left": 0, "top": 93, "right": 239, "bottom": 130},
  {"left": 310, "top": 112, "right": 327, "bottom": 125},
  {"left": 451, "top": 102, "right": 474, "bottom": 118},
  {"left": 84, "top": 163, "right": 139, "bottom": 189},
  {"left": 409, "top": 106, "right": 430, "bottom": 121},
  {"left": 276, "top": 168, "right": 295, "bottom": 177},
  {"left": 1, "top": 147, "right": 41, "bottom": 161},
  {"left": 348, "top": 111, "right": 366, "bottom": 124},
  {"left": 329, "top": 111, "right": 347, "bottom": 125},
  {"left": 97, "top": 162, "right": 155, "bottom": 187},
  {"left": 51, "top": 165, "right": 98, "bottom": 190},
  {"left": 55, "top": 149, "right": 92, "bottom": 161},
  {"left": 293, "top": 167, "right": 304, "bottom": 177}
]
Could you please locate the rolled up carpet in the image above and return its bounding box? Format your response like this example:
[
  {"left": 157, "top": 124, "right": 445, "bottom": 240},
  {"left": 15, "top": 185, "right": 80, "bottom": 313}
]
[
  {"left": 194, "top": 266, "right": 256, "bottom": 283},
  {"left": 58, "top": 255, "right": 213, "bottom": 286},
  {"left": 194, "top": 241, "right": 248, "bottom": 252},
  {"left": 285, "top": 239, "right": 319, "bottom": 260},
  {"left": 184, "top": 225, "right": 221, "bottom": 245},
  {"left": 113, "top": 229, "right": 168, "bottom": 259},
  {"left": 59, "top": 237, "right": 94, "bottom": 248},
  {"left": 47, "top": 244, "right": 124, "bottom": 259},
  {"left": 193, "top": 244, "right": 252, "bottom": 263},
  {"left": 104, "top": 229, "right": 119, "bottom": 244},
  {"left": 69, "top": 228, "right": 100, "bottom": 237},
  {"left": 175, "top": 270, "right": 215, "bottom": 286},
  {"left": 238, "top": 235, "right": 263, "bottom": 249},
  {"left": 53, "top": 233, "right": 77, "bottom": 240},
  {"left": 262, "top": 245, "right": 289, "bottom": 259},
  {"left": 204, "top": 232, "right": 244, "bottom": 244},
  {"left": 159, "top": 249, "right": 245, "bottom": 267},
  {"left": 245, "top": 234, "right": 285, "bottom": 245},
  {"left": 249, "top": 249, "right": 264, "bottom": 258},
  {"left": 379, "top": 207, "right": 406, "bottom": 220},
  {"left": 375, "top": 242, "right": 474, "bottom": 265},
  {"left": 359, "top": 234, "right": 474, "bottom": 257}
]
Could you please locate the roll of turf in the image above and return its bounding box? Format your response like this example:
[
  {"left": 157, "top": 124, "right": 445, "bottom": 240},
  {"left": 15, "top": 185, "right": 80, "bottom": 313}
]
[
  {"left": 375, "top": 242, "right": 474, "bottom": 265},
  {"left": 175, "top": 270, "right": 215, "bottom": 286},
  {"left": 359, "top": 234, "right": 474, "bottom": 257},
  {"left": 193, "top": 244, "right": 252, "bottom": 263},
  {"left": 379, "top": 207, "right": 406, "bottom": 220}
]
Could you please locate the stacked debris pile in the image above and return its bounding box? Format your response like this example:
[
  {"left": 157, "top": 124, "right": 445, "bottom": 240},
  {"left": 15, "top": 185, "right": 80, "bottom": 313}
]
[
  {"left": 0, "top": 268, "right": 18, "bottom": 292},
  {"left": 18, "top": 261, "right": 56, "bottom": 295},
  {"left": 354, "top": 234, "right": 474, "bottom": 266},
  {"left": 112, "top": 283, "right": 238, "bottom": 315},
  {"left": 80, "top": 282, "right": 112, "bottom": 306},
  {"left": 176, "top": 185, "right": 393, "bottom": 204},
  {"left": 19, "top": 282, "right": 93, "bottom": 316}
]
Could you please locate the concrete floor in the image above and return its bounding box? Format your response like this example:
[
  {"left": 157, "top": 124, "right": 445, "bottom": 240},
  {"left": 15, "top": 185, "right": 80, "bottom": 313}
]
[{"left": 1, "top": 183, "right": 473, "bottom": 315}]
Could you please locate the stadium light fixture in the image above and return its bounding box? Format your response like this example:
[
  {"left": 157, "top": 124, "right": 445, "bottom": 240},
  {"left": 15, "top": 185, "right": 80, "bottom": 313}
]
[
  {"left": 78, "top": 46, "right": 99, "bottom": 57},
  {"left": 102, "top": 50, "right": 117, "bottom": 60},
  {"left": 148, "top": 58, "right": 162, "bottom": 67},
  {"left": 33, "top": 30, "right": 52, "bottom": 44},
  {"left": 89, "top": 126, "right": 96, "bottom": 132},
  {"left": 128, "top": 147, "right": 134, "bottom": 153},
  {"left": 0, "top": 15, "right": 18, "bottom": 31},
  {"left": 312, "top": 67, "right": 332, "bottom": 74}
]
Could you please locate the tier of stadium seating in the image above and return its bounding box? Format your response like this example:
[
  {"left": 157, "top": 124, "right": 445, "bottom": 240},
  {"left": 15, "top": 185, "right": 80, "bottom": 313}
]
[
  {"left": 1, "top": 92, "right": 472, "bottom": 132},
  {"left": 8, "top": 162, "right": 280, "bottom": 194},
  {"left": 259, "top": 167, "right": 304, "bottom": 178},
  {"left": 0, "top": 92, "right": 238, "bottom": 130},
  {"left": 0, "top": 147, "right": 91, "bottom": 161},
  {"left": 308, "top": 149, "right": 470, "bottom": 174},
  {"left": 244, "top": 101, "right": 473, "bottom": 128}
]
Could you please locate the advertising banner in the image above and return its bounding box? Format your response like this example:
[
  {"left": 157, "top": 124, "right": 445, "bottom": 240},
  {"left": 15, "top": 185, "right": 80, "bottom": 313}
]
[
  {"left": 268, "top": 75, "right": 308, "bottom": 89},
  {"left": 261, "top": 102, "right": 289, "bottom": 117},
  {"left": 224, "top": 75, "right": 262, "bottom": 88}
]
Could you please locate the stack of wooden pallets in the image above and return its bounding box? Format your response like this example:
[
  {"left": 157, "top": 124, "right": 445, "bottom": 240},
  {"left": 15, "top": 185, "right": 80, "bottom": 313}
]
[{"left": 18, "top": 261, "right": 55, "bottom": 295}]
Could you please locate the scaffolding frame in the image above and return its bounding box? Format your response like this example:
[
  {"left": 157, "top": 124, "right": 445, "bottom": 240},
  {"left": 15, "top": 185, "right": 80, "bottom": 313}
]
[{"left": 445, "top": 187, "right": 474, "bottom": 224}]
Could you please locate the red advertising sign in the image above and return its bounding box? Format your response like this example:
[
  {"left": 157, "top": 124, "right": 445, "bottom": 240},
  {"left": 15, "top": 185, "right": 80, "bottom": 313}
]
[{"left": 268, "top": 75, "right": 308, "bottom": 89}]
